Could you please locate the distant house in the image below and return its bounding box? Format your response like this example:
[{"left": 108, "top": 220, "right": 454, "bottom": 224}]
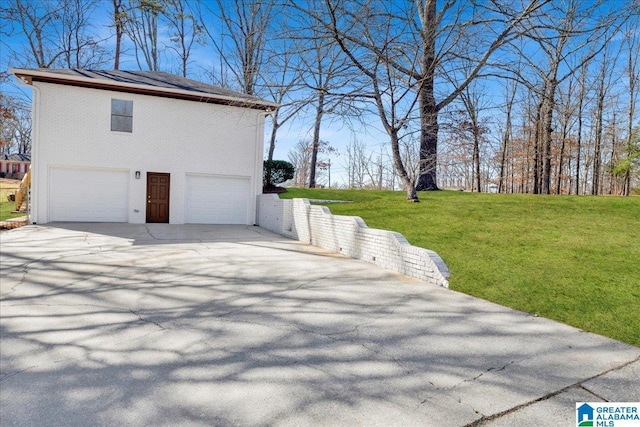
[
  {"left": 0, "top": 153, "right": 30, "bottom": 179},
  {"left": 11, "top": 69, "right": 278, "bottom": 224}
]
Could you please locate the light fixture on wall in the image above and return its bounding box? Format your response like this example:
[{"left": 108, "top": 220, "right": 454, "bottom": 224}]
[{"left": 135, "top": 171, "right": 141, "bottom": 179}]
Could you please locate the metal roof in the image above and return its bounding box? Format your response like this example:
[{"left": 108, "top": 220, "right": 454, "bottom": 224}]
[
  {"left": 2, "top": 153, "right": 31, "bottom": 162},
  {"left": 11, "top": 68, "right": 279, "bottom": 111}
]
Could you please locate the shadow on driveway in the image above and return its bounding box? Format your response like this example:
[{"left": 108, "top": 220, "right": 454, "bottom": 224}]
[{"left": 1, "top": 224, "right": 638, "bottom": 426}]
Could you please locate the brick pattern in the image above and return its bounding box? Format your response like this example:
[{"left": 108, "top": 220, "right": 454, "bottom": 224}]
[
  {"left": 257, "top": 194, "right": 450, "bottom": 287},
  {"left": 32, "top": 82, "right": 263, "bottom": 224}
]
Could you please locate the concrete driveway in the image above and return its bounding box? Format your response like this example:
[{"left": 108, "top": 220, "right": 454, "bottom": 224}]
[{"left": 1, "top": 224, "right": 638, "bottom": 426}]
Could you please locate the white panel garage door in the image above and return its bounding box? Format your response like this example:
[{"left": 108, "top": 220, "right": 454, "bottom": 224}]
[
  {"left": 50, "top": 167, "right": 129, "bottom": 222},
  {"left": 185, "top": 175, "right": 250, "bottom": 224}
]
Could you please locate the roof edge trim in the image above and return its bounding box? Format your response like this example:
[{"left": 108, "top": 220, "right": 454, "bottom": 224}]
[{"left": 10, "top": 68, "right": 279, "bottom": 111}]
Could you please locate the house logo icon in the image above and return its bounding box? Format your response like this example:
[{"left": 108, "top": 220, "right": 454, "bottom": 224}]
[{"left": 577, "top": 403, "right": 594, "bottom": 426}]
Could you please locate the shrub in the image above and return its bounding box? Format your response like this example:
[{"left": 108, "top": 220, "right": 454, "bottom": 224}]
[{"left": 263, "top": 160, "right": 294, "bottom": 188}]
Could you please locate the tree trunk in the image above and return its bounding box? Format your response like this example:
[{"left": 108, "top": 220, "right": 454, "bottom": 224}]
[
  {"left": 415, "top": 0, "right": 439, "bottom": 192},
  {"left": 415, "top": 96, "right": 439, "bottom": 191},
  {"left": 498, "top": 84, "right": 515, "bottom": 193},
  {"left": 624, "top": 29, "right": 637, "bottom": 196},
  {"left": 113, "top": 0, "right": 123, "bottom": 70},
  {"left": 309, "top": 92, "right": 325, "bottom": 188},
  {"left": 390, "top": 131, "right": 418, "bottom": 201},
  {"left": 532, "top": 90, "right": 545, "bottom": 194},
  {"left": 592, "top": 61, "right": 606, "bottom": 195},
  {"left": 473, "top": 128, "right": 481, "bottom": 192},
  {"left": 267, "top": 109, "right": 279, "bottom": 161},
  {"left": 542, "top": 80, "right": 557, "bottom": 194},
  {"left": 575, "top": 77, "right": 584, "bottom": 195}
]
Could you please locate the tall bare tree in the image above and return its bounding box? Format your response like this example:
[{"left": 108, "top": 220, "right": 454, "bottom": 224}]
[
  {"left": 1, "top": 0, "right": 106, "bottom": 69},
  {"left": 591, "top": 47, "right": 614, "bottom": 195},
  {"left": 200, "top": 0, "right": 275, "bottom": 96},
  {"left": 0, "top": 91, "right": 31, "bottom": 155},
  {"left": 293, "top": 7, "right": 354, "bottom": 188},
  {"left": 263, "top": 44, "right": 307, "bottom": 161},
  {"left": 124, "top": 0, "right": 165, "bottom": 71},
  {"left": 310, "top": 0, "right": 550, "bottom": 198},
  {"left": 112, "top": 0, "right": 126, "bottom": 70},
  {"left": 58, "top": 0, "right": 109, "bottom": 68},
  {"left": 164, "top": 0, "right": 202, "bottom": 77},
  {"left": 621, "top": 18, "right": 640, "bottom": 195},
  {"left": 1, "top": 0, "right": 62, "bottom": 68},
  {"left": 498, "top": 79, "right": 519, "bottom": 193},
  {"left": 517, "top": 0, "right": 620, "bottom": 194}
]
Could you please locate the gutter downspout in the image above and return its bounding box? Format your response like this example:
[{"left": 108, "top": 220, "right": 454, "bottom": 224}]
[
  {"left": 15, "top": 77, "right": 39, "bottom": 225},
  {"left": 253, "top": 109, "right": 274, "bottom": 225}
]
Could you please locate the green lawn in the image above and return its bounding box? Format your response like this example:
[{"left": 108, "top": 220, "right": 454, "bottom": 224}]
[
  {"left": 0, "top": 183, "right": 24, "bottom": 222},
  {"left": 0, "top": 199, "right": 25, "bottom": 222},
  {"left": 281, "top": 188, "right": 640, "bottom": 347}
]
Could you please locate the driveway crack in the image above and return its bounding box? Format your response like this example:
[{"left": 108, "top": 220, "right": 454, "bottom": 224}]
[
  {"left": 463, "top": 355, "right": 640, "bottom": 426},
  {"left": 128, "top": 309, "right": 167, "bottom": 330},
  {"left": 577, "top": 384, "right": 609, "bottom": 402},
  {"left": 0, "top": 259, "right": 38, "bottom": 298},
  {"left": 450, "top": 360, "right": 517, "bottom": 390},
  {"left": 0, "top": 366, "right": 36, "bottom": 383}
]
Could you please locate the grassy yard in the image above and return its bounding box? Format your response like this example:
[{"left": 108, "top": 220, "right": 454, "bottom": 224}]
[
  {"left": 282, "top": 188, "right": 640, "bottom": 347},
  {"left": 0, "top": 200, "right": 25, "bottom": 222},
  {"left": 0, "top": 180, "right": 24, "bottom": 222}
]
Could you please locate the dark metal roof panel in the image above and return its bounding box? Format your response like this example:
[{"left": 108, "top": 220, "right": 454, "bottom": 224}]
[{"left": 11, "top": 68, "right": 279, "bottom": 110}]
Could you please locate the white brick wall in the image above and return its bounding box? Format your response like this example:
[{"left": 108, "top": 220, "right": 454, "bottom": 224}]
[
  {"left": 257, "top": 194, "right": 450, "bottom": 287},
  {"left": 31, "top": 82, "right": 264, "bottom": 224}
]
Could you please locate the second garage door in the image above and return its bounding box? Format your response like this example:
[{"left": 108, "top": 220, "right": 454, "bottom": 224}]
[
  {"left": 50, "top": 167, "right": 129, "bottom": 222},
  {"left": 185, "top": 175, "right": 250, "bottom": 224}
]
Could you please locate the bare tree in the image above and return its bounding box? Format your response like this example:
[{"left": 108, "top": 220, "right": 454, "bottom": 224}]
[
  {"left": 554, "top": 79, "right": 576, "bottom": 194},
  {"left": 164, "top": 0, "right": 202, "bottom": 77},
  {"left": 498, "top": 79, "right": 518, "bottom": 193},
  {"left": 58, "top": 0, "right": 109, "bottom": 68},
  {"left": 0, "top": 91, "right": 31, "bottom": 155},
  {"left": 200, "top": 1, "right": 308, "bottom": 163},
  {"left": 621, "top": 18, "right": 640, "bottom": 195},
  {"left": 591, "top": 47, "right": 614, "bottom": 195},
  {"left": 573, "top": 63, "right": 589, "bottom": 194},
  {"left": 288, "top": 139, "right": 312, "bottom": 187},
  {"left": 1, "top": 0, "right": 62, "bottom": 68},
  {"left": 519, "top": 0, "right": 620, "bottom": 194},
  {"left": 292, "top": 5, "right": 354, "bottom": 188},
  {"left": 457, "top": 83, "right": 492, "bottom": 192},
  {"left": 307, "top": 0, "right": 550, "bottom": 199},
  {"left": 112, "top": 0, "right": 126, "bottom": 69},
  {"left": 288, "top": 139, "right": 335, "bottom": 188},
  {"left": 1, "top": 0, "right": 105, "bottom": 69},
  {"left": 200, "top": 0, "right": 275, "bottom": 96},
  {"left": 263, "top": 42, "right": 307, "bottom": 161},
  {"left": 344, "top": 139, "right": 369, "bottom": 189},
  {"left": 124, "top": 0, "right": 165, "bottom": 71}
]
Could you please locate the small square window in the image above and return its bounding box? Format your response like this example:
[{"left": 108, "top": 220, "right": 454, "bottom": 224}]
[{"left": 111, "top": 99, "right": 133, "bottom": 132}]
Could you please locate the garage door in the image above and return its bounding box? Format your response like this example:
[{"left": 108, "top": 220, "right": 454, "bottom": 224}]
[
  {"left": 50, "top": 167, "right": 129, "bottom": 222},
  {"left": 185, "top": 175, "right": 250, "bottom": 224}
]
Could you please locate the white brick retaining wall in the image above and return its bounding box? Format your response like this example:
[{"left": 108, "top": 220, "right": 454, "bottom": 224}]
[{"left": 257, "top": 194, "right": 450, "bottom": 287}]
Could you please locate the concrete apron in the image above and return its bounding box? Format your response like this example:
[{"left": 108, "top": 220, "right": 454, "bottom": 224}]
[{"left": 1, "top": 223, "right": 638, "bottom": 427}]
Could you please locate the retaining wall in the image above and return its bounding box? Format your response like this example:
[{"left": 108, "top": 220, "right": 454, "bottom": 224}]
[{"left": 257, "top": 194, "right": 450, "bottom": 287}]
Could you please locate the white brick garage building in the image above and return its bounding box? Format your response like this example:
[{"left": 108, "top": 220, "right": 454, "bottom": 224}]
[{"left": 12, "top": 69, "right": 277, "bottom": 225}]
